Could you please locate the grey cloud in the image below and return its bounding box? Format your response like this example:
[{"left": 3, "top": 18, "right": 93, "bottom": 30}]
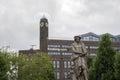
[
  {"left": 0, "top": 0, "right": 120, "bottom": 50},
  {"left": 0, "top": 0, "right": 61, "bottom": 50}
]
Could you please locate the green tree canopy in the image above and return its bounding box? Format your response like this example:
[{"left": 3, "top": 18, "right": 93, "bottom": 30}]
[
  {"left": 0, "top": 50, "right": 55, "bottom": 80},
  {"left": 89, "top": 34, "right": 116, "bottom": 80},
  {"left": 17, "top": 52, "right": 55, "bottom": 80},
  {"left": 87, "top": 55, "right": 95, "bottom": 69},
  {"left": 114, "top": 52, "right": 120, "bottom": 80},
  {"left": 0, "top": 51, "right": 9, "bottom": 80}
]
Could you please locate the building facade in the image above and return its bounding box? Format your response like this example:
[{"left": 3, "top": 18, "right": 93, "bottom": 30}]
[{"left": 19, "top": 17, "right": 120, "bottom": 80}]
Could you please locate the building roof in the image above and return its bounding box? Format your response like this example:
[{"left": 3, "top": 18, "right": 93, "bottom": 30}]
[{"left": 81, "top": 32, "right": 100, "bottom": 38}]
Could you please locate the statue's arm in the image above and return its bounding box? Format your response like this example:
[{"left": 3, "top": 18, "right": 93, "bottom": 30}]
[
  {"left": 82, "top": 43, "right": 87, "bottom": 56},
  {"left": 71, "top": 53, "right": 78, "bottom": 61}
]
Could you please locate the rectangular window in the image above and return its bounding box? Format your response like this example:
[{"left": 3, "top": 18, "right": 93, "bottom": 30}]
[
  {"left": 90, "top": 53, "right": 96, "bottom": 56},
  {"left": 57, "top": 61, "right": 60, "bottom": 68},
  {"left": 64, "top": 61, "right": 71, "bottom": 68},
  {"left": 64, "top": 72, "right": 67, "bottom": 79},
  {"left": 61, "top": 45, "right": 70, "bottom": 48},
  {"left": 64, "top": 72, "right": 70, "bottom": 79},
  {"left": 90, "top": 46, "right": 98, "bottom": 49},
  {"left": 71, "top": 61, "right": 74, "bottom": 65},
  {"left": 62, "top": 52, "right": 72, "bottom": 55},
  {"left": 48, "top": 52, "right": 60, "bottom": 55},
  {"left": 64, "top": 61, "right": 67, "bottom": 68},
  {"left": 68, "top": 61, "right": 71, "bottom": 68},
  {"left": 53, "top": 61, "right": 56, "bottom": 68},
  {"left": 56, "top": 72, "right": 60, "bottom": 79},
  {"left": 54, "top": 72, "right": 60, "bottom": 80},
  {"left": 52, "top": 61, "right": 60, "bottom": 68},
  {"left": 48, "top": 45, "right": 60, "bottom": 48},
  {"left": 47, "top": 48, "right": 60, "bottom": 51}
]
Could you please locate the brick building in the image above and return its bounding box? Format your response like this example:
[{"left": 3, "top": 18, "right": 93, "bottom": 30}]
[{"left": 19, "top": 17, "right": 120, "bottom": 80}]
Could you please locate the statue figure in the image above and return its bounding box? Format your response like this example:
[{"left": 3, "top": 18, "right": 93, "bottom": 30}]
[{"left": 71, "top": 36, "right": 88, "bottom": 80}]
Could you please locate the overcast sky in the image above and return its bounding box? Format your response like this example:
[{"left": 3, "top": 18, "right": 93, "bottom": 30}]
[{"left": 0, "top": 0, "right": 120, "bottom": 50}]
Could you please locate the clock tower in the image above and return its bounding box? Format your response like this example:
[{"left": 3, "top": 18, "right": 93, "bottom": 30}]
[{"left": 40, "top": 17, "right": 48, "bottom": 53}]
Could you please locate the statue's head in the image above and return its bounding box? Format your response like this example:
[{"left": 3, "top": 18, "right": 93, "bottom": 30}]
[{"left": 74, "top": 35, "right": 81, "bottom": 42}]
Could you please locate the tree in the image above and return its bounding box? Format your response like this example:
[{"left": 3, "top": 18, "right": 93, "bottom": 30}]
[
  {"left": 114, "top": 52, "right": 120, "bottom": 80},
  {"left": 88, "top": 65, "right": 96, "bottom": 80},
  {"left": 0, "top": 51, "right": 9, "bottom": 80},
  {"left": 94, "top": 34, "right": 116, "bottom": 80},
  {"left": 88, "top": 56, "right": 96, "bottom": 80},
  {"left": 17, "top": 52, "right": 55, "bottom": 80},
  {"left": 0, "top": 50, "right": 55, "bottom": 80},
  {"left": 89, "top": 34, "right": 116, "bottom": 80},
  {"left": 87, "top": 55, "right": 94, "bottom": 69},
  {"left": 0, "top": 50, "right": 20, "bottom": 80}
]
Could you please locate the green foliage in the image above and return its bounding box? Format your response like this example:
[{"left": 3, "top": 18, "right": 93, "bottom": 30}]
[
  {"left": 87, "top": 55, "right": 96, "bottom": 80},
  {"left": 87, "top": 55, "right": 94, "bottom": 69},
  {"left": 0, "top": 51, "right": 9, "bottom": 80},
  {"left": 17, "top": 52, "right": 55, "bottom": 80},
  {"left": 0, "top": 50, "right": 55, "bottom": 80},
  {"left": 88, "top": 66, "right": 96, "bottom": 80},
  {"left": 114, "top": 53, "right": 120, "bottom": 80},
  {"left": 0, "top": 51, "right": 20, "bottom": 80},
  {"left": 88, "top": 34, "right": 116, "bottom": 80}
]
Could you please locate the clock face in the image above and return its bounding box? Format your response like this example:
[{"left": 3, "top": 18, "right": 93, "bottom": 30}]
[
  {"left": 45, "top": 22, "right": 48, "bottom": 27},
  {"left": 40, "top": 22, "right": 44, "bottom": 27}
]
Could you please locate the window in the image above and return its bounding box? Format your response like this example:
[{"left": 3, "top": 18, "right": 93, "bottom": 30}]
[
  {"left": 89, "top": 36, "right": 93, "bottom": 41},
  {"left": 62, "top": 52, "right": 72, "bottom": 55},
  {"left": 61, "top": 45, "right": 70, "bottom": 48},
  {"left": 82, "top": 36, "right": 99, "bottom": 41},
  {"left": 71, "top": 61, "right": 74, "bottom": 65},
  {"left": 64, "top": 61, "right": 71, "bottom": 68},
  {"left": 48, "top": 48, "right": 68, "bottom": 51},
  {"left": 110, "top": 38, "right": 116, "bottom": 42},
  {"left": 64, "top": 72, "right": 70, "bottom": 79},
  {"left": 68, "top": 61, "right": 71, "bottom": 68},
  {"left": 86, "top": 46, "right": 88, "bottom": 49},
  {"left": 64, "top": 72, "right": 67, "bottom": 79},
  {"left": 55, "top": 72, "right": 60, "bottom": 79},
  {"left": 48, "top": 52, "right": 60, "bottom": 55},
  {"left": 52, "top": 61, "right": 60, "bottom": 68},
  {"left": 56, "top": 61, "right": 60, "bottom": 68},
  {"left": 48, "top": 45, "right": 60, "bottom": 48},
  {"left": 57, "top": 72, "right": 60, "bottom": 79},
  {"left": 83, "top": 37, "right": 89, "bottom": 41},
  {"left": 90, "top": 53, "right": 96, "bottom": 56},
  {"left": 47, "top": 48, "right": 60, "bottom": 51},
  {"left": 89, "top": 46, "right": 98, "bottom": 49},
  {"left": 64, "top": 61, "right": 67, "bottom": 68},
  {"left": 53, "top": 61, "right": 56, "bottom": 68},
  {"left": 93, "top": 37, "right": 99, "bottom": 41},
  {"left": 117, "top": 39, "right": 120, "bottom": 42}
]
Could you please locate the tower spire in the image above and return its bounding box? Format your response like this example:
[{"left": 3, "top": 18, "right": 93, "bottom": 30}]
[
  {"left": 40, "top": 15, "right": 48, "bottom": 53},
  {"left": 43, "top": 14, "right": 45, "bottom": 18}
]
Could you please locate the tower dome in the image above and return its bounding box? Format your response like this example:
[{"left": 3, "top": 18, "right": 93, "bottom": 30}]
[{"left": 40, "top": 16, "right": 48, "bottom": 23}]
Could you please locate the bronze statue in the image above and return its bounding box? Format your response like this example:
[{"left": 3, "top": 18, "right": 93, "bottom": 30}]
[{"left": 71, "top": 36, "right": 88, "bottom": 80}]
